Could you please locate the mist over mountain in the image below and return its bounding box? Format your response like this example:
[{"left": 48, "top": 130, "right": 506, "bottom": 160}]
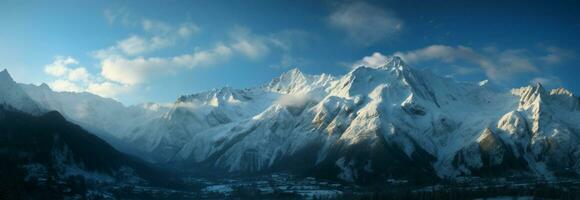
[
  {"left": 3, "top": 57, "right": 580, "bottom": 186},
  {"left": 0, "top": 104, "right": 172, "bottom": 199}
]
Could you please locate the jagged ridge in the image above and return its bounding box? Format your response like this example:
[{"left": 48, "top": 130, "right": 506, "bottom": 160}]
[{"left": 2, "top": 56, "right": 579, "bottom": 182}]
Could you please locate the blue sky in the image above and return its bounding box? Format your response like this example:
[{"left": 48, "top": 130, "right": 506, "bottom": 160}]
[{"left": 0, "top": 0, "right": 578, "bottom": 105}]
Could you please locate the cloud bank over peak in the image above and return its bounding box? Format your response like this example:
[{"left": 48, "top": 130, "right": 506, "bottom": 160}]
[{"left": 353, "top": 44, "right": 575, "bottom": 87}]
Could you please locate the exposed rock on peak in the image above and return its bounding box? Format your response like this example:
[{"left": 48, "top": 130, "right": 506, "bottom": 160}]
[{"left": 3, "top": 60, "right": 580, "bottom": 182}]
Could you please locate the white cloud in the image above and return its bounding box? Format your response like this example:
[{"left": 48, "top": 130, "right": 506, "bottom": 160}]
[
  {"left": 92, "top": 25, "right": 276, "bottom": 87},
  {"left": 117, "top": 35, "right": 149, "bottom": 55},
  {"left": 91, "top": 25, "right": 307, "bottom": 88},
  {"left": 172, "top": 43, "right": 233, "bottom": 68},
  {"left": 94, "top": 26, "right": 313, "bottom": 86},
  {"left": 45, "top": 56, "right": 86, "bottom": 93},
  {"left": 95, "top": 12, "right": 305, "bottom": 97},
  {"left": 232, "top": 40, "right": 269, "bottom": 59},
  {"left": 49, "top": 79, "right": 83, "bottom": 92},
  {"left": 390, "top": 45, "right": 539, "bottom": 81},
  {"left": 328, "top": 1, "right": 403, "bottom": 45},
  {"left": 116, "top": 35, "right": 174, "bottom": 56},
  {"left": 352, "top": 52, "right": 390, "bottom": 68},
  {"left": 275, "top": 93, "right": 310, "bottom": 107},
  {"left": 100, "top": 56, "right": 171, "bottom": 85},
  {"left": 101, "top": 15, "right": 201, "bottom": 57},
  {"left": 44, "top": 56, "right": 133, "bottom": 98},
  {"left": 67, "top": 67, "right": 90, "bottom": 82},
  {"left": 177, "top": 22, "right": 201, "bottom": 38},
  {"left": 354, "top": 44, "right": 570, "bottom": 83},
  {"left": 230, "top": 27, "right": 270, "bottom": 59},
  {"left": 393, "top": 45, "right": 480, "bottom": 64},
  {"left": 99, "top": 43, "right": 233, "bottom": 85},
  {"left": 44, "top": 56, "right": 79, "bottom": 77},
  {"left": 87, "top": 81, "right": 131, "bottom": 98}
]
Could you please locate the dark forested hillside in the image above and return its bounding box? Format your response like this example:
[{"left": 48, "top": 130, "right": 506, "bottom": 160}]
[{"left": 0, "top": 105, "right": 170, "bottom": 199}]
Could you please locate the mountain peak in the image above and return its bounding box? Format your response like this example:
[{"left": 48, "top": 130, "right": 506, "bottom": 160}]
[
  {"left": 41, "top": 110, "right": 67, "bottom": 122},
  {"left": 530, "top": 82, "right": 547, "bottom": 98},
  {"left": 356, "top": 56, "right": 409, "bottom": 71},
  {"left": 385, "top": 56, "right": 406, "bottom": 69},
  {"left": 511, "top": 83, "right": 551, "bottom": 111},
  {"left": 287, "top": 67, "right": 302, "bottom": 74},
  {"left": 0, "top": 69, "right": 14, "bottom": 83},
  {"left": 267, "top": 68, "right": 308, "bottom": 92},
  {"left": 39, "top": 83, "right": 51, "bottom": 90},
  {"left": 534, "top": 82, "right": 545, "bottom": 91},
  {"left": 550, "top": 87, "right": 574, "bottom": 97},
  {"left": 281, "top": 68, "right": 304, "bottom": 80}
]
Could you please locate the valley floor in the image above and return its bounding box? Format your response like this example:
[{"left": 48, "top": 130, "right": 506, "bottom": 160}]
[{"left": 10, "top": 172, "right": 580, "bottom": 199}]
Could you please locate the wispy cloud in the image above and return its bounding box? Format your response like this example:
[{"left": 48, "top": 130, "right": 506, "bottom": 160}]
[
  {"left": 141, "top": 19, "right": 173, "bottom": 34},
  {"left": 43, "top": 9, "right": 313, "bottom": 99},
  {"left": 97, "top": 18, "right": 201, "bottom": 57},
  {"left": 103, "top": 7, "right": 135, "bottom": 26},
  {"left": 90, "top": 14, "right": 220, "bottom": 87},
  {"left": 270, "top": 54, "right": 310, "bottom": 69},
  {"left": 353, "top": 44, "right": 573, "bottom": 86},
  {"left": 328, "top": 1, "right": 403, "bottom": 46},
  {"left": 540, "top": 46, "right": 575, "bottom": 65},
  {"left": 92, "top": 26, "right": 270, "bottom": 86},
  {"left": 92, "top": 23, "right": 306, "bottom": 87},
  {"left": 116, "top": 35, "right": 172, "bottom": 55},
  {"left": 230, "top": 26, "right": 271, "bottom": 59},
  {"left": 392, "top": 45, "right": 539, "bottom": 81},
  {"left": 530, "top": 76, "right": 563, "bottom": 88},
  {"left": 268, "top": 30, "right": 311, "bottom": 51}
]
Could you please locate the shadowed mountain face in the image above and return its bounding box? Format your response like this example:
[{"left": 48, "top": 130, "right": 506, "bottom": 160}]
[
  {"left": 0, "top": 69, "right": 44, "bottom": 114},
  {"left": 0, "top": 105, "right": 168, "bottom": 199}
]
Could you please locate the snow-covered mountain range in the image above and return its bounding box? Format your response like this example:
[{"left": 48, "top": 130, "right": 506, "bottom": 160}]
[{"left": 2, "top": 56, "right": 579, "bottom": 182}]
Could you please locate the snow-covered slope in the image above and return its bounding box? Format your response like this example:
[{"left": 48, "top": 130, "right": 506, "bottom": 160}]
[
  {"left": 3, "top": 56, "right": 579, "bottom": 182},
  {"left": 21, "top": 83, "right": 167, "bottom": 138},
  {"left": 19, "top": 83, "right": 168, "bottom": 160},
  {"left": 167, "top": 57, "right": 580, "bottom": 181}
]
